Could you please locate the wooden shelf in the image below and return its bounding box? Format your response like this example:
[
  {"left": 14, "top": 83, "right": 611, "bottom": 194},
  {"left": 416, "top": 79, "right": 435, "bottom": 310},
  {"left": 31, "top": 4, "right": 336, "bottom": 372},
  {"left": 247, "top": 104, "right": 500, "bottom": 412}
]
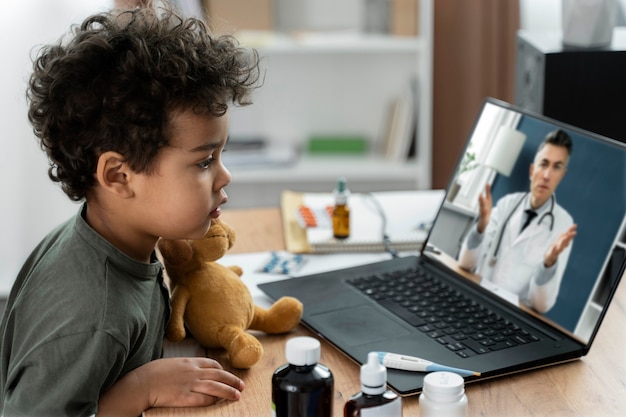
[
  {"left": 225, "top": 155, "right": 427, "bottom": 209},
  {"left": 238, "top": 31, "right": 423, "bottom": 54},
  {"left": 229, "top": 154, "right": 421, "bottom": 183}
]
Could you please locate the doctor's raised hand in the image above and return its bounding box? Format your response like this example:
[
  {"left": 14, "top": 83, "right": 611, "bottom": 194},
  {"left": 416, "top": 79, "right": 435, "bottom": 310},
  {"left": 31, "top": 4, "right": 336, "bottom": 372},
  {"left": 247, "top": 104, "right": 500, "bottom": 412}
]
[
  {"left": 476, "top": 184, "right": 493, "bottom": 234},
  {"left": 544, "top": 224, "right": 577, "bottom": 268}
]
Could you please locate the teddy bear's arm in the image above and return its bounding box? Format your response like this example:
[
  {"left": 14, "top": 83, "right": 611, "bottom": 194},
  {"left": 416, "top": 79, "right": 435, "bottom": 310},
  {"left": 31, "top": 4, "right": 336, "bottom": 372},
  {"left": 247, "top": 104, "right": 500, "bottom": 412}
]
[
  {"left": 228, "top": 265, "right": 243, "bottom": 277},
  {"left": 249, "top": 296, "right": 303, "bottom": 334},
  {"left": 165, "top": 286, "right": 191, "bottom": 342}
]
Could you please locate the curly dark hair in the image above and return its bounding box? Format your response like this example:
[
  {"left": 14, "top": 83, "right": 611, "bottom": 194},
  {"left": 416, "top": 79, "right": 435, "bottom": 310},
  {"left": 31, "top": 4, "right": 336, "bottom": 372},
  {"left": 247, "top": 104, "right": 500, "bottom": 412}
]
[{"left": 27, "top": 6, "right": 261, "bottom": 201}]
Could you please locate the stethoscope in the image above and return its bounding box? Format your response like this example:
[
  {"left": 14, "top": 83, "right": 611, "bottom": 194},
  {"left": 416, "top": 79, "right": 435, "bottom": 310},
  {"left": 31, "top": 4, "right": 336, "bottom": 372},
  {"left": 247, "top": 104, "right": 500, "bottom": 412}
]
[{"left": 489, "top": 192, "right": 555, "bottom": 266}]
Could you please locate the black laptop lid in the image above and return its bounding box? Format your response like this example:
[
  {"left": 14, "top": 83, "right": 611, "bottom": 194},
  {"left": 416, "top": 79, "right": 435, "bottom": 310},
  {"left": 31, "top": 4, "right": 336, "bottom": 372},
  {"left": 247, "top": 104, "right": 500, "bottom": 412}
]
[{"left": 424, "top": 98, "right": 626, "bottom": 347}]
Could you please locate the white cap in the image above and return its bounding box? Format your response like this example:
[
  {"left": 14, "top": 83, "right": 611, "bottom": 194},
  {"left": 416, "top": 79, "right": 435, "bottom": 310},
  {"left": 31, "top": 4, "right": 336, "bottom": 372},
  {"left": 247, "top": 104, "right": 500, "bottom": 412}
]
[
  {"left": 423, "top": 371, "right": 465, "bottom": 402},
  {"left": 334, "top": 177, "right": 350, "bottom": 205},
  {"left": 361, "top": 352, "right": 387, "bottom": 395},
  {"left": 285, "top": 337, "right": 321, "bottom": 366}
]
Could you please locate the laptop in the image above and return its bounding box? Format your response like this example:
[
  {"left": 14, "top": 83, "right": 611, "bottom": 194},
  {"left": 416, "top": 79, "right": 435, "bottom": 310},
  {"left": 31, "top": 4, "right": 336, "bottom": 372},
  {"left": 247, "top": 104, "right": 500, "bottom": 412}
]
[{"left": 259, "top": 97, "right": 626, "bottom": 395}]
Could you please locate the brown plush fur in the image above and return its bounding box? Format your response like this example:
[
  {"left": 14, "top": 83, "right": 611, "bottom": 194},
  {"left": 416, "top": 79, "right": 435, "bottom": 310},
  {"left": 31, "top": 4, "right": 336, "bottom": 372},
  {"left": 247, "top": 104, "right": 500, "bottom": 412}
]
[{"left": 157, "top": 219, "right": 303, "bottom": 369}]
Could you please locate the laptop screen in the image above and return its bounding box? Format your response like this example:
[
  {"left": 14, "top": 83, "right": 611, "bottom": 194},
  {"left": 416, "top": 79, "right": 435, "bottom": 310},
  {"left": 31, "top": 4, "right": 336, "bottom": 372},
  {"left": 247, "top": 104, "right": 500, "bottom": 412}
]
[{"left": 426, "top": 98, "right": 626, "bottom": 345}]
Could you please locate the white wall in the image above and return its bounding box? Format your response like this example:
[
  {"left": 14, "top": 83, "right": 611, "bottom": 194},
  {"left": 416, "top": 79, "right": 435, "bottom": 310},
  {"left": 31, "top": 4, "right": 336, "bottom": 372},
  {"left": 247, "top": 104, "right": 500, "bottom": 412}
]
[
  {"left": 0, "top": 1, "right": 112, "bottom": 294},
  {"left": 519, "top": 0, "right": 626, "bottom": 31},
  {"left": 519, "top": 0, "right": 562, "bottom": 31}
]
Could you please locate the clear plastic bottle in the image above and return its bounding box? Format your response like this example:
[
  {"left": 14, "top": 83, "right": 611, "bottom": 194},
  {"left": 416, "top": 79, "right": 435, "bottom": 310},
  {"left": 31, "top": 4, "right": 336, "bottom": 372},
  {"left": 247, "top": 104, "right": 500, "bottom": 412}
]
[
  {"left": 332, "top": 177, "right": 350, "bottom": 239},
  {"left": 344, "top": 352, "right": 402, "bottom": 417},
  {"left": 419, "top": 371, "right": 468, "bottom": 417},
  {"left": 272, "top": 336, "right": 334, "bottom": 417}
]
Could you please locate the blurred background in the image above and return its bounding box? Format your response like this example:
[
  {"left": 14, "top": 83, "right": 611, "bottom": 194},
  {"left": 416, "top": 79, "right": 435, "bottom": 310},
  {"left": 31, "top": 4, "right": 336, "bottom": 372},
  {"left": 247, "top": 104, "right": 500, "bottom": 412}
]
[{"left": 1, "top": 0, "right": 624, "bottom": 293}]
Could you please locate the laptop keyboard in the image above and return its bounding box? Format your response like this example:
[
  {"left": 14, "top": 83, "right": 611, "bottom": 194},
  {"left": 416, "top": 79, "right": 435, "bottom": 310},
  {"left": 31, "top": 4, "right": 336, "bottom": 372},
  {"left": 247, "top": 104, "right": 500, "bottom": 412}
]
[{"left": 347, "top": 266, "right": 540, "bottom": 358}]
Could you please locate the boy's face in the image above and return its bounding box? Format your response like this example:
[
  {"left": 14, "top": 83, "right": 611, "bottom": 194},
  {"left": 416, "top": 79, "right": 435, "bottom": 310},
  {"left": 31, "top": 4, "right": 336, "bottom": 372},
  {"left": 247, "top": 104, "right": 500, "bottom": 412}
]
[{"left": 133, "top": 109, "right": 231, "bottom": 241}]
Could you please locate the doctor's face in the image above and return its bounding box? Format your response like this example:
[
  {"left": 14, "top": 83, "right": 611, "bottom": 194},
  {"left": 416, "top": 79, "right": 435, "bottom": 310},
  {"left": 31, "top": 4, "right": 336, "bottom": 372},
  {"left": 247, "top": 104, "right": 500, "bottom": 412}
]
[{"left": 529, "top": 143, "right": 569, "bottom": 209}]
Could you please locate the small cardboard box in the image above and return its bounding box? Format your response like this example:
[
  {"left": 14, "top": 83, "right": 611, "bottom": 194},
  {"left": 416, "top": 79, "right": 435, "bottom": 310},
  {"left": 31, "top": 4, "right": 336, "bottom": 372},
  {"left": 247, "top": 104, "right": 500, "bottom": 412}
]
[
  {"left": 391, "top": 0, "right": 419, "bottom": 37},
  {"left": 204, "top": 0, "right": 274, "bottom": 32}
]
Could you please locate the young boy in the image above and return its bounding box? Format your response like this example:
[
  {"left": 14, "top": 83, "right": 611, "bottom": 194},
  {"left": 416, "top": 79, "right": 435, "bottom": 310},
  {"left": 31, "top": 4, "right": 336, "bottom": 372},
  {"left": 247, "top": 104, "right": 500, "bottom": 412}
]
[{"left": 0, "top": 5, "right": 260, "bottom": 417}]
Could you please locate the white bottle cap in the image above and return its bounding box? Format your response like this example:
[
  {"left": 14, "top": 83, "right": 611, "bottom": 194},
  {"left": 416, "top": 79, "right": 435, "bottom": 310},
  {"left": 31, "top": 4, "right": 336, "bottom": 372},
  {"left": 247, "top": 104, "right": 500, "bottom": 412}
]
[
  {"left": 361, "top": 352, "right": 387, "bottom": 395},
  {"left": 285, "top": 336, "right": 321, "bottom": 366},
  {"left": 423, "top": 371, "right": 465, "bottom": 402}
]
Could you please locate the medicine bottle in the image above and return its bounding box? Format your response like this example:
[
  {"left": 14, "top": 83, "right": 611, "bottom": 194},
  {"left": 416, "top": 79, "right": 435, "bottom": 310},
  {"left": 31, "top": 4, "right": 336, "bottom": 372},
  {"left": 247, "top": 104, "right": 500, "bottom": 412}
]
[
  {"left": 344, "top": 352, "right": 402, "bottom": 417},
  {"left": 332, "top": 177, "right": 350, "bottom": 239},
  {"left": 271, "top": 336, "right": 334, "bottom": 417},
  {"left": 419, "top": 371, "right": 468, "bottom": 417}
]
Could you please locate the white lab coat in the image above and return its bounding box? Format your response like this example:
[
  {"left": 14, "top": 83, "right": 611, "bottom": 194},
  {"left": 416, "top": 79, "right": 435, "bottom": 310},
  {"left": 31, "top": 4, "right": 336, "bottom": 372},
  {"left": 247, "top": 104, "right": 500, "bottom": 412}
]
[{"left": 458, "top": 192, "right": 574, "bottom": 313}]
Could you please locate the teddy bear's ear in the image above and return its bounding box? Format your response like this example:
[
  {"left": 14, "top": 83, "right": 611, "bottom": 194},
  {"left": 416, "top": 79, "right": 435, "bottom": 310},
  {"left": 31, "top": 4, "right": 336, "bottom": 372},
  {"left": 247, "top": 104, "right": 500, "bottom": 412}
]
[{"left": 157, "top": 238, "right": 193, "bottom": 266}]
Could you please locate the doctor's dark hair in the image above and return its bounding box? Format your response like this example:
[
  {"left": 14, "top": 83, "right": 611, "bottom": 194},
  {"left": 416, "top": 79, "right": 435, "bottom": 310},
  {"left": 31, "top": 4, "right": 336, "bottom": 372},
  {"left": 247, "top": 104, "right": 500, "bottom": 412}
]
[
  {"left": 538, "top": 129, "right": 573, "bottom": 156},
  {"left": 27, "top": 7, "right": 261, "bottom": 201}
]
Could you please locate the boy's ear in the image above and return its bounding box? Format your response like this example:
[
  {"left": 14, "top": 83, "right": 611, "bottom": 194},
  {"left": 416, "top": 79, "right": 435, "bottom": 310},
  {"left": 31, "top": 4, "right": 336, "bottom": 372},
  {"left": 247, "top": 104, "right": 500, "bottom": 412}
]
[{"left": 95, "top": 151, "right": 134, "bottom": 198}]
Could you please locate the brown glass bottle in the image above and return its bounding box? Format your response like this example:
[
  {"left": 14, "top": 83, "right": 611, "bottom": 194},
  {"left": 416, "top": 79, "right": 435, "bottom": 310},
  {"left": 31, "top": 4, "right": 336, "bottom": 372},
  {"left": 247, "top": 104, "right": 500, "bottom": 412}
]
[{"left": 332, "top": 177, "right": 350, "bottom": 239}]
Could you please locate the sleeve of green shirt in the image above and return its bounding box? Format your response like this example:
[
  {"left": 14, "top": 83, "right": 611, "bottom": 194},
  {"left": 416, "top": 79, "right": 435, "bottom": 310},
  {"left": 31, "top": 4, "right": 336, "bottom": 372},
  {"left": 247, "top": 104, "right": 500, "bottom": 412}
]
[{"left": 3, "top": 330, "right": 127, "bottom": 417}]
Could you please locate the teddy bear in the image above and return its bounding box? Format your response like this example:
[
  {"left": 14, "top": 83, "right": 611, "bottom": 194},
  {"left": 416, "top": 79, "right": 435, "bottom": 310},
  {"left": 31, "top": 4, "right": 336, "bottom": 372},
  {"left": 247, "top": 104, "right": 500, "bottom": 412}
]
[{"left": 157, "top": 218, "right": 303, "bottom": 369}]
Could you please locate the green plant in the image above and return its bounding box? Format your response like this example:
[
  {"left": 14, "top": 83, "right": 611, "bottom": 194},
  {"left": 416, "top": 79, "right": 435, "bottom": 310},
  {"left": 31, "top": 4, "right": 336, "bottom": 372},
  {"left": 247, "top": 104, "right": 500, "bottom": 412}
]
[{"left": 458, "top": 151, "right": 478, "bottom": 175}]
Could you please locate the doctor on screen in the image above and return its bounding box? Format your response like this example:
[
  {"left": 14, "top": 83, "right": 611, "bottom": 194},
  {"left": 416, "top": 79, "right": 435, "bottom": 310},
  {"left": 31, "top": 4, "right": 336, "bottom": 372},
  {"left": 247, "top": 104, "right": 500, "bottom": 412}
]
[{"left": 458, "top": 129, "right": 578, "bottom": 313}]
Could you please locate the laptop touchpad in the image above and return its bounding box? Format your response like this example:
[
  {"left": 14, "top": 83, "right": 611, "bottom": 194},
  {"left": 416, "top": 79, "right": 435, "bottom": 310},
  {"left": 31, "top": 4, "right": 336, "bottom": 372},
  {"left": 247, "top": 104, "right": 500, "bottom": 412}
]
[{"left": 310, "top": 305, "right": 410, "bottom": 346}]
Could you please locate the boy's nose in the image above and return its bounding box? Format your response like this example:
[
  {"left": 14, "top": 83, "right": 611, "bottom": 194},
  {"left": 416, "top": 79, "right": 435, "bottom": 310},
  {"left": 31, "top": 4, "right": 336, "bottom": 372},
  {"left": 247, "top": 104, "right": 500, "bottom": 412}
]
[{"left": 217, "top": 164, "right": 232, "bottom": 189}]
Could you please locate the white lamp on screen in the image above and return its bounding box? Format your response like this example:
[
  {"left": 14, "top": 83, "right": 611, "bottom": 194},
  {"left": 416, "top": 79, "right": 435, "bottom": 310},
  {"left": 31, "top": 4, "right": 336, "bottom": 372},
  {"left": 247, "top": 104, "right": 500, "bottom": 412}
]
[{"left": 483, "top": 126, "right": 527, "bottom": 176}]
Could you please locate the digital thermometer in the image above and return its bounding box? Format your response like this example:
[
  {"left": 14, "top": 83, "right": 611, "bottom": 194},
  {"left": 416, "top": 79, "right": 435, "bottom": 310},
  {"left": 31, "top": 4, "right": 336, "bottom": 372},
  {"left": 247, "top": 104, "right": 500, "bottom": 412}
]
[{"left": 376, "top": 352, "right": 481, "bottom": 377}]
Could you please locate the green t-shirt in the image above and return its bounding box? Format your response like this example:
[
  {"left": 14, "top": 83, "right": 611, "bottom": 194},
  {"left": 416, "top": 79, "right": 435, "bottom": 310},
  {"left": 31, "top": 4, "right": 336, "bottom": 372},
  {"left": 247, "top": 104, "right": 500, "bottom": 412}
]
[{"left": 0, "top": 205, "right": 169, "bottom": 417}]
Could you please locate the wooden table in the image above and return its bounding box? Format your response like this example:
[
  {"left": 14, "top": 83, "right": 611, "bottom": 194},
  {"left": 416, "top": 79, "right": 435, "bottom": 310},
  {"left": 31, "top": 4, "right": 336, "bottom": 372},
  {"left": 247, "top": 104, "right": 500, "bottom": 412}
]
[{"left": 145, "top": 207, "right": 626, "bottom": 417}]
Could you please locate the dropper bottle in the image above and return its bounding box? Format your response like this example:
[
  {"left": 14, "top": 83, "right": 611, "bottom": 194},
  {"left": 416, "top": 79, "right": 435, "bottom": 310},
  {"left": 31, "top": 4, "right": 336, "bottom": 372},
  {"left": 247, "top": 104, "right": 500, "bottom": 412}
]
[
  {"left": 344, "top": 352, "right": 402, "bottom": 417},
  {"left": 332, "top": 177, "right": 350, "bottom": 239}
]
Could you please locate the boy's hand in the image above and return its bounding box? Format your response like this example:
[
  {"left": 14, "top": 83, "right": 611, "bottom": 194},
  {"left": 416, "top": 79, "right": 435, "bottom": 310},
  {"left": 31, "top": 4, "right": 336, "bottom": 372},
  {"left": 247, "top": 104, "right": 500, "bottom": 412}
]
[
  {"left": 139, "top": 357, "right": 244, "bottom": 408},
  {"left": 97, "top": 357, "right": 244, "bottom": 416}
]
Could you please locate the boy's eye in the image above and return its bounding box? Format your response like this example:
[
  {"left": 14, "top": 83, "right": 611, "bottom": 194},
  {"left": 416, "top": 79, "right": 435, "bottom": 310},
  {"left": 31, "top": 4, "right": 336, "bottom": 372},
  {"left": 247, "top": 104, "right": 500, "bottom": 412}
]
[{"left": 197, "top": 157, "right": 214, "bottom": 169}]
